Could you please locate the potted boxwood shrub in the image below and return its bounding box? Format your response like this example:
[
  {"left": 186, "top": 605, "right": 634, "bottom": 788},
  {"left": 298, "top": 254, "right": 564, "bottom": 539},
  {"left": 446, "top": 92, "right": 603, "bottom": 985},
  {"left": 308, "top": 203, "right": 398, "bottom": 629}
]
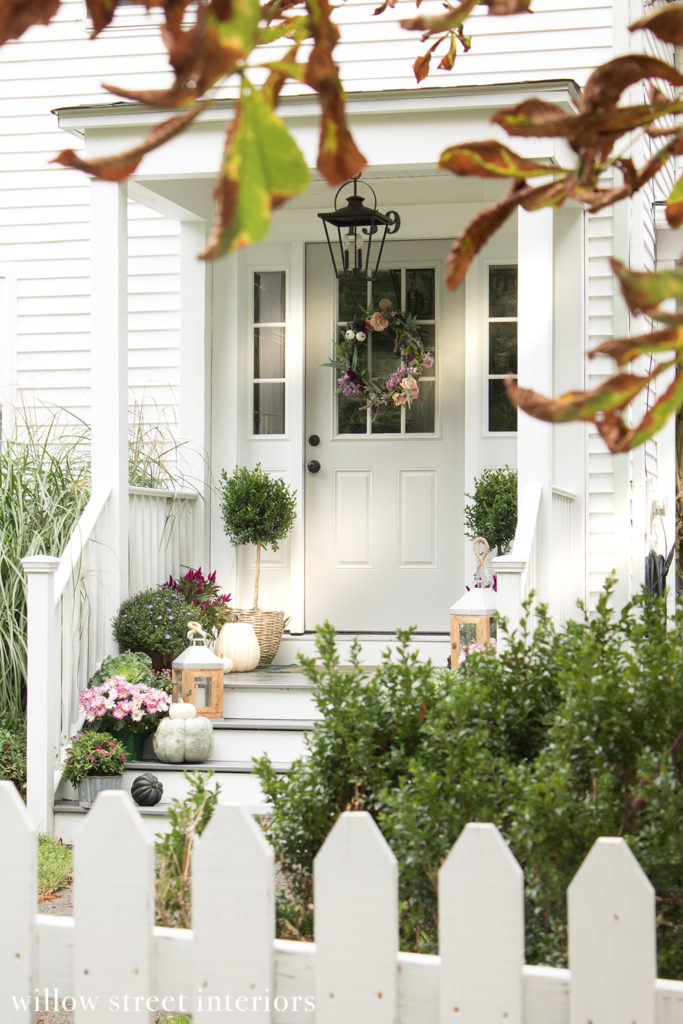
[
  {"left": 463, "top": 466, "right": 518, "bottom": 555},
  {"left": 218, "top": 463, "right": 297, "bottom": 666},
  {"left": 62, "top": 731, "right": 126, "bottom": 807}
]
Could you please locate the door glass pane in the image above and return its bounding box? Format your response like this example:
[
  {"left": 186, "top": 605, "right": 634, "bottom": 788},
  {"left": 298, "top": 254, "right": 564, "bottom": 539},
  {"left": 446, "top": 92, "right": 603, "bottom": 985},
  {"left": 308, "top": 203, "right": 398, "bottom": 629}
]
[
  {"left": 338, "top": 396, "right": 367, "bottom": 434},
  {"left": 488, "top": 379, "right": 517, "bottom": 432},
  {"left": 406, "top": 380, "right": 435, "bottom": 433},
  {"left": 370, "top": 402, "right": 401, "bottom": 434},
  {"left": 406, "top": 268, "right": 435, "bottom": 319},
  {"left": 489, "top": 266, "right": 517, "bottom": 318},
  {"left": 372, "top": 269, "right": 401, "bottom": 309},
  {"left": 488, "top": 322, "right": 517, "bottom": 375},
  {"left": 254, "top": 271, "right": 285, "bottom": 323},
  {"left": 418, "top": 324, "right": 436, "bottom": 368},
  {"left": 371, "top": 327, "right": 401, "bottom": 378},
  {"left": 254, "top": 327, "right": 285, "bottom": 378},
  {"left": 254, "top": 382, "right": 285, "bottom": 435},
  {"left": 339, "top": 279, "right": 367, "bottom": 321}
]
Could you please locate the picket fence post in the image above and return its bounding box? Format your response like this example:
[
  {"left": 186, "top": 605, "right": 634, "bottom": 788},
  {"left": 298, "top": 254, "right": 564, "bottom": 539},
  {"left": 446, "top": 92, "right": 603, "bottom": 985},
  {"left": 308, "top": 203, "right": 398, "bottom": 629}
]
[
  {"left": 315, "top": 811, "right": 398, "bottom": 1023},
  {"left": 192, "top": 805, "right": 274, "bottom": 1023},
  {"left": 0, "top": 782, "right": 36, "bottom": 1024},
  {"left": 74, "top": 791, "right": 155, "bottom": 1022},
  {"left": 439, "top": 823, "right": 524, "bottom": 1024},
  {"left": 568, "top": 837, "right": 656, "bottom": 1024}
]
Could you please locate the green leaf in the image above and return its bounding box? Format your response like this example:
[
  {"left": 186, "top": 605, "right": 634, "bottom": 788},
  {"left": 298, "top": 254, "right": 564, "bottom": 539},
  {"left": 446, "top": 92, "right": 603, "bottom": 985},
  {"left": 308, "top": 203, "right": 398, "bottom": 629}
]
[{"left": 201, "top": 82, "right": 309, "bottom": 259}]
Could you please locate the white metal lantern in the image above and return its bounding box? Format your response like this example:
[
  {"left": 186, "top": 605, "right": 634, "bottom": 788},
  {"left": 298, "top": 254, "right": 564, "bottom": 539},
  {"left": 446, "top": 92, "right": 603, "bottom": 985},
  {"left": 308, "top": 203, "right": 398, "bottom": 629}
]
[
  {"left": 449, "top": 586, "right": 497, "bottom": 667},
  {"left": 172, "top": 637, "right": 225, "bottom": 719}
]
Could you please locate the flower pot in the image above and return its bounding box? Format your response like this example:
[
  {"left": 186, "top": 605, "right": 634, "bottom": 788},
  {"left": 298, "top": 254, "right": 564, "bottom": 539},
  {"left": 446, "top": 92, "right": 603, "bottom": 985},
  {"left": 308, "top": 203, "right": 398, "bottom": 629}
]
[
  {"left": 116, "top": 725, "right": 146, "bottom": 762},
  {"left": 76, "top": 775, "right": 122, "bottom": 808},
  {"left": 230, "top": 609, "right": 289, "bottom": 667}
]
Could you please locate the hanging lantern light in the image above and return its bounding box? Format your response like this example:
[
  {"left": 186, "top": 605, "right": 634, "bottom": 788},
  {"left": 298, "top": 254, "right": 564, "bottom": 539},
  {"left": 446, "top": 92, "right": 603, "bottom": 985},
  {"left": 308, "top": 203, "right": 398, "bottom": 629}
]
[{"left": 318, "top": 175, "right": 400, "bottom": 281}]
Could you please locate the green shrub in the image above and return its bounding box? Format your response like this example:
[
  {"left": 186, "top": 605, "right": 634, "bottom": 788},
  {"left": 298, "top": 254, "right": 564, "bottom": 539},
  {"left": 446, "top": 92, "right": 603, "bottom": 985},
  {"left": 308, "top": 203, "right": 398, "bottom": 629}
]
[
  {"left": 37, "top": 834, "right": 72, "bottom": 896},
  {"left": 219, "top": 463, "right": 296, "bottom": 609},
  {"left": 155, "top": 771, "right": 221, "bottom": 928},
  {"left": 112, "top": 586, "right": 196, "bottom": 660},
  {"left": 463, "top": 465, "right": 517, "bottom": 554},
  {"left": 0, "top": 718, "right": 27, "bottom": 796},
  {"left": 254, "top": 584, "right": 683, "bottom": 977}
]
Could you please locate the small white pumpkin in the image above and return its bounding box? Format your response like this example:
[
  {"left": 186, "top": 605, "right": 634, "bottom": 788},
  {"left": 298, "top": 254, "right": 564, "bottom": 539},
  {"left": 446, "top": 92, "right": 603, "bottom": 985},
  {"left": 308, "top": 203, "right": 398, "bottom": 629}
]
[
  {"left": 168, "top": 700, "right": 197, "bottom": 720},
  {"left": 215, "top": 621, "right": 260, "bottom": 672},
  {"left": 153, "top": 715, "right": 214, "bottom": 763},
  {"left": 222, "top": 656, "right": 234, "bottom": 673}
]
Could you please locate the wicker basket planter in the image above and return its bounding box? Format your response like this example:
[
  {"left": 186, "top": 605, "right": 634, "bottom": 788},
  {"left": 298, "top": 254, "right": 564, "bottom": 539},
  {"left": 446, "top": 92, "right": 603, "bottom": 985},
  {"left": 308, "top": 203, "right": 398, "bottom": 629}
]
[{"left": 231, "top": 609, "right": 288, "bottom": 667}]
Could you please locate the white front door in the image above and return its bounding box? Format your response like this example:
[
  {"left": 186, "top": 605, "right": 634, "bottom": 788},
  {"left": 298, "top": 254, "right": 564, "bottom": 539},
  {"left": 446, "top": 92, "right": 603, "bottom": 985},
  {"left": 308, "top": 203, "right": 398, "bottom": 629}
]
[{"left": 304, "top": 240, "right": 464, "bottom": 632}]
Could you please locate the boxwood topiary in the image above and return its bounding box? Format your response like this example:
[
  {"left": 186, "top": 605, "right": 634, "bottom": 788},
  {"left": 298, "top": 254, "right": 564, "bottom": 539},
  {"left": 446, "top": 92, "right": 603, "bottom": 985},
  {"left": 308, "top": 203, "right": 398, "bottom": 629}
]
[{"left": 463, "top": 465, "right": 517, "bottom": 554}]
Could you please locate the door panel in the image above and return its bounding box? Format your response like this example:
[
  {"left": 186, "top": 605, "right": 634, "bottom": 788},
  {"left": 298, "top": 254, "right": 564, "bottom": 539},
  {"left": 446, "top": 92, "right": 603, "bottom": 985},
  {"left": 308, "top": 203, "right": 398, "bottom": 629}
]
[{"left": 304, "top": 240, "right": 464, "bottom": 632}]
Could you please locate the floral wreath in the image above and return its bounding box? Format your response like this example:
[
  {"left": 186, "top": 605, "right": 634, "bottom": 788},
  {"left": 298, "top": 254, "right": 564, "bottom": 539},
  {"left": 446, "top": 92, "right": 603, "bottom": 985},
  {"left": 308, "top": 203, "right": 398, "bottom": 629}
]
[{"left": 327, "top": 299, "right": 433, "bottom": 410}]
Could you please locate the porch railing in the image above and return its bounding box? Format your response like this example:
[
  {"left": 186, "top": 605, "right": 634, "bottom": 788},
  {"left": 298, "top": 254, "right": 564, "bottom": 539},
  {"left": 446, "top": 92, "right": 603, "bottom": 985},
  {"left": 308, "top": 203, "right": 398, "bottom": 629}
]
[
  {"left": 2, "top": 787, "right": 681, "bottom": 1023},
  {"left": 23, "top": 485, "right": 201, "bottom": 832},
  {"left": 492, "top": 480, "right": 542, "bottom": 634}
]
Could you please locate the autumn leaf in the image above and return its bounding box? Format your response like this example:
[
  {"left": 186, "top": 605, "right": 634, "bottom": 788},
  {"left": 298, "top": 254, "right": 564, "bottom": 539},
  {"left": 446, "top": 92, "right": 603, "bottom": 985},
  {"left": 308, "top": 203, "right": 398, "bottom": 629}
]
[
  {"left": 400, "top": 0, "right": 478, "bottom": 38},
  {"left": 492, "top": 98, "right": 576, "bottom": 138},
  {"left": 444, "top": 182, "right": 527, "bottom": 290},
  {"left": 590, "top": 327, "right": 683, "bottom": 367},
  {"left": 580, "top": 55, "right": 683, "bottom": 115},
  {"left": 630, "top": 3, "right": 683, "bottom": 47},
  {"left": 201, "top": 82, "right": 309, "bottom": 260},
  {"left": 0, "top": 0, "right": 60, "bottom": 44},
  {"left": 305, "top": 0, "right": 366, "bottom": 184},
  {"left": 484, "top": 0, "right": 532, "bottom": 11},
  {"left": 51, "top": 103, "right": 208, "bottom": 182},
  {"left": 666, "top": 174, "right": 683, "bottom": 228},
  {"left": 440, "top": 139, "right": 561, "bottom": 178},
  {"left": 595, "top": 368, "right": 683, "bottom": 453},
  {"left": 507, "top": 371, "right": 656, "bottom": 423},
  {"left": 611, "top": 258, "right": 683, "bottom": 316},
  {"left": 413, "top": 50, "right": 433, "bottom": 83},
  {"left": 86, "top": 0, "right": 123, "bottom": 37}
]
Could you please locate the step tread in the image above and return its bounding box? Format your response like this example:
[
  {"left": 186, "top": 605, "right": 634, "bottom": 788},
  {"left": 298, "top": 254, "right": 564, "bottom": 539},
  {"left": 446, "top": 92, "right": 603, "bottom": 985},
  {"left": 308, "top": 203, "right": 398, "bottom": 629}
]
[
  {"left": 213, "top": 717, "right": 317, "bottom": 731},
  {"left": 224, "top": 677, "right": 314, "bottom": 691},
  {"left": 124, "top": 758, "right": 292, "bottom": 773},
  {"left": 54, "top": 799, "right": 271, "bottom": 816}
]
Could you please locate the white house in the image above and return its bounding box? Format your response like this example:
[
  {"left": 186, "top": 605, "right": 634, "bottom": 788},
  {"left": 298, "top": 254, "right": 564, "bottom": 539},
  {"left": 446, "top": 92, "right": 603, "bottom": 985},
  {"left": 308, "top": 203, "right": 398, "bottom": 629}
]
[{"left": 1, "top": 0, "right": 679, "bottom": 829}]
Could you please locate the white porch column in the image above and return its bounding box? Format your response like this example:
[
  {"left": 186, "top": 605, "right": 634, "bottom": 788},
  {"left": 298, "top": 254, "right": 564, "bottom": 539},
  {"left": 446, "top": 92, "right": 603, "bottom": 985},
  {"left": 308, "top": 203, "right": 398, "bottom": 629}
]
[
  {"left": 22, "top": 556, "right": 59, "bottom": 834},
  {"left": 90, "top": 179, "right": 129, "bottom": 646},
  {"left": 494, "top": 208, "right": 555, "bottom": 628},
  {"left": 179, "top": 220, "right": 210, "bottom": 559}
]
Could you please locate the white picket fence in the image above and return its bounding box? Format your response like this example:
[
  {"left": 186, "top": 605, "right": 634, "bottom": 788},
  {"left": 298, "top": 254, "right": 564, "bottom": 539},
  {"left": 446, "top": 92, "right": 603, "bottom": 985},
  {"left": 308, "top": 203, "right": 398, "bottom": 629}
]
[{"left": 2, "top": 783, "right": 682, "bottom": 1024}]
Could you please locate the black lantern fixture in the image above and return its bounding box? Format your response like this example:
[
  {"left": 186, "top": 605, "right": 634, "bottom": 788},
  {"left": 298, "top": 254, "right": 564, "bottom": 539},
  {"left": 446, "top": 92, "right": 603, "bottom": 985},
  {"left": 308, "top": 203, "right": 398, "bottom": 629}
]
[{"left": 318, "top": 175, "right": 400, "bottom": 281}]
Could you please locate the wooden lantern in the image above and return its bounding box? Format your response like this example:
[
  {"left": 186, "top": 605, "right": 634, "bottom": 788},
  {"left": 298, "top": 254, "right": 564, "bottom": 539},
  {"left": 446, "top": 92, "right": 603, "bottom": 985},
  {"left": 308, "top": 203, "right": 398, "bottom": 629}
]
[
  {"left": 172, "top": 638, "right": 225, "bottom": 719},
  {"left": 449, "top": 586, "right": 497, "bottom": 667}
]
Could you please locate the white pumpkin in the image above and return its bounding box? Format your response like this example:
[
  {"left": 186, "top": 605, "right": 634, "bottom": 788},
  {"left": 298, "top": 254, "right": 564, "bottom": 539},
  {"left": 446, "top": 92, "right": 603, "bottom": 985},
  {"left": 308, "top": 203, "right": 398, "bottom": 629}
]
[
  {"left": 215, "top": 622, "right": 260, "bottom": 672},
  {"left": 168, "top": 700, "right": 197, "bottom": 720},
  {"left": 153, "top": 715, "right": 214, "bottom": 763}
]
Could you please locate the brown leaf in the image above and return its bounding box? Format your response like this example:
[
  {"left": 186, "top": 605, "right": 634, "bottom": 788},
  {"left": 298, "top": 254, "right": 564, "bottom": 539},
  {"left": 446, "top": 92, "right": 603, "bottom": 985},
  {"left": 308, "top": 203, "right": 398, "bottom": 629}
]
[
  {"left": 413, "top": 50, "right": 432, "bottom": 83},
  {"left": 519, "top": 178, "right": 571, "bottom": 210},
  {"left": 0, "top": 0, "right": 60, "bottom": 44},
  {"left": 581, "top": 55, "right": 683, "bottom": 115},
  {"left": 507, "top": 371, "right": 651, "bottom": 423},
  {"left": 594, "top": 368, "right": 683, "bottom": 453},
  {"left": 484, "top": 0, "right": 531, "bottom": 11},
  {"left": 305, "top": 0, "right": 366, "bottom": 184},
  {"left": 86, "top": 0, "right": 123, "bottom": 36},
  {"left": 52, "top": 103, "right": 207, "bottom": 182},
  {"left": 440, "top": 139, "right": 558, "bottom": 178},
  {"left": 103, "top": 82, "right": 198, "bottom": 107},
  {"left": 492, "top": 98, "right": 576, "bottom": 138},
  {"left": 373, "top": 0, "right": 397, "bottom": 14},
  {"left": 630, "top": 4, "right": 683, "bottom": 46},
  {"left": 445, "top": 183, "right": 526, "bottom": 291},
  {"left": 589, "top": 327, "right": 682, "bottom": 367},
  {"left": 400, "top": 0, "right": 477, "bottom": 36}
]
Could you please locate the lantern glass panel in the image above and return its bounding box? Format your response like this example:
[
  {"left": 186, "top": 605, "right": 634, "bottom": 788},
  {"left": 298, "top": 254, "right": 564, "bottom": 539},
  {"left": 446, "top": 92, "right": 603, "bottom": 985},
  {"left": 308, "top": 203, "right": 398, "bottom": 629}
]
[
  {"left": 459, "top": 622, "right": 477, "bottom": 648},
  {"left": 192, "top": 675, "right": 210, "bottom": 708}
]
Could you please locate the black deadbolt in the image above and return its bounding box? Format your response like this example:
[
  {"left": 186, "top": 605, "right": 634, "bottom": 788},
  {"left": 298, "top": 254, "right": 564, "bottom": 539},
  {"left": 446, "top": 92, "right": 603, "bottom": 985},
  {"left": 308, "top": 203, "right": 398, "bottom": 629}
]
[
  {"left": 308, "top": 434, "right": 320, "bottom": 446},
  {"left": 307, "top": 460, "right": 321, "bottom": 474}
]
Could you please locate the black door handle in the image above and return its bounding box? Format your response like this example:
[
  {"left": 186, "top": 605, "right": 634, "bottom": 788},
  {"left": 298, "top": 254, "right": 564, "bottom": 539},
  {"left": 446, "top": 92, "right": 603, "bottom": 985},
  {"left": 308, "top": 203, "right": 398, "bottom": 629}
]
[{"left": 307, "top": 460, "right": 321, "bottom": 474}]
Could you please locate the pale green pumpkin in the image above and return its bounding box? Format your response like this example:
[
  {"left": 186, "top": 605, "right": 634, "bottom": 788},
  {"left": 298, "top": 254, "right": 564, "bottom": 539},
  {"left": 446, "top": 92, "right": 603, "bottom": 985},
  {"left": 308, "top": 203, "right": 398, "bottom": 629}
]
[{"left": 153, "top": 715, "right": 214, "bottom": 763}]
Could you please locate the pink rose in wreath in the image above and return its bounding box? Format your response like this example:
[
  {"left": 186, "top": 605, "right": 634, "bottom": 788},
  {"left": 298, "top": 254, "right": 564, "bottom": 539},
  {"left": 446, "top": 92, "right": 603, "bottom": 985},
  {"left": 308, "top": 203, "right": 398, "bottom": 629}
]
[{"left": 368, "top": 312, "right": 389, "bottom": 332}]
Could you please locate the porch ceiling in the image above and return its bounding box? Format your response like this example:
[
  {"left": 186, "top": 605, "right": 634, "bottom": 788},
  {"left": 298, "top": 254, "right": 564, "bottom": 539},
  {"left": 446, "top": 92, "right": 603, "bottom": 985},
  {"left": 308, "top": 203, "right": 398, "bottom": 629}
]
[{"left": 55, "top": 80, "right": 579, "bottom": 226}]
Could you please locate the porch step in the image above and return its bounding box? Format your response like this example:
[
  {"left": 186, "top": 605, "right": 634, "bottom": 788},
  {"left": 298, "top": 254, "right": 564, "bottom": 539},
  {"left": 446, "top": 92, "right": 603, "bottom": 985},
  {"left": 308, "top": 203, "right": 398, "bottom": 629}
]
[{"left": 222, "top": 674, "right": 320, "bottom": 720}]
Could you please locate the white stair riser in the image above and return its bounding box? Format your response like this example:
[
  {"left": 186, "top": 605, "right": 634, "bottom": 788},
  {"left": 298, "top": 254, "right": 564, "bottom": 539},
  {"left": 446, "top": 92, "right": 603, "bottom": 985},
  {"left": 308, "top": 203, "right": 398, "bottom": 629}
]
[
  {"left": 223, "top": 688, "right": 319, "bottom": 719},
  {"left": 211, "top": 729, "right": 309, "bottom": 762},
  {"left": 122, "top": 768, "right": 268, "bottom": 805}
]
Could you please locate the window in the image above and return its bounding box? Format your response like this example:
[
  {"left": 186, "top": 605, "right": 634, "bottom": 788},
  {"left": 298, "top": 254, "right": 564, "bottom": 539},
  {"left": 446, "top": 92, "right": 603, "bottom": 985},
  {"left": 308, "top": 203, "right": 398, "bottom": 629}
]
[
  {"left": 487, "top": 265, "right": 518, "bottom": 432},
  {"left": 252, "top": 271, "right": 286, "bottom": 435},
  {"left": 336, "top": 266, "right": 437, "bottom": 436}
]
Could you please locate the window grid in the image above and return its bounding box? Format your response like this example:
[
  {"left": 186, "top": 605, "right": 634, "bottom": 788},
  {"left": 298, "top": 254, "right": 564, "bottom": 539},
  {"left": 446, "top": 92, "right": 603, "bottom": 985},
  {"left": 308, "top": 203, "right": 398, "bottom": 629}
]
[
  {"left": 252, "top": 271, "right": 286, "bottom": 436},
  {"left": 487, "top": 264, "right": 518, "bottom": 434}
]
